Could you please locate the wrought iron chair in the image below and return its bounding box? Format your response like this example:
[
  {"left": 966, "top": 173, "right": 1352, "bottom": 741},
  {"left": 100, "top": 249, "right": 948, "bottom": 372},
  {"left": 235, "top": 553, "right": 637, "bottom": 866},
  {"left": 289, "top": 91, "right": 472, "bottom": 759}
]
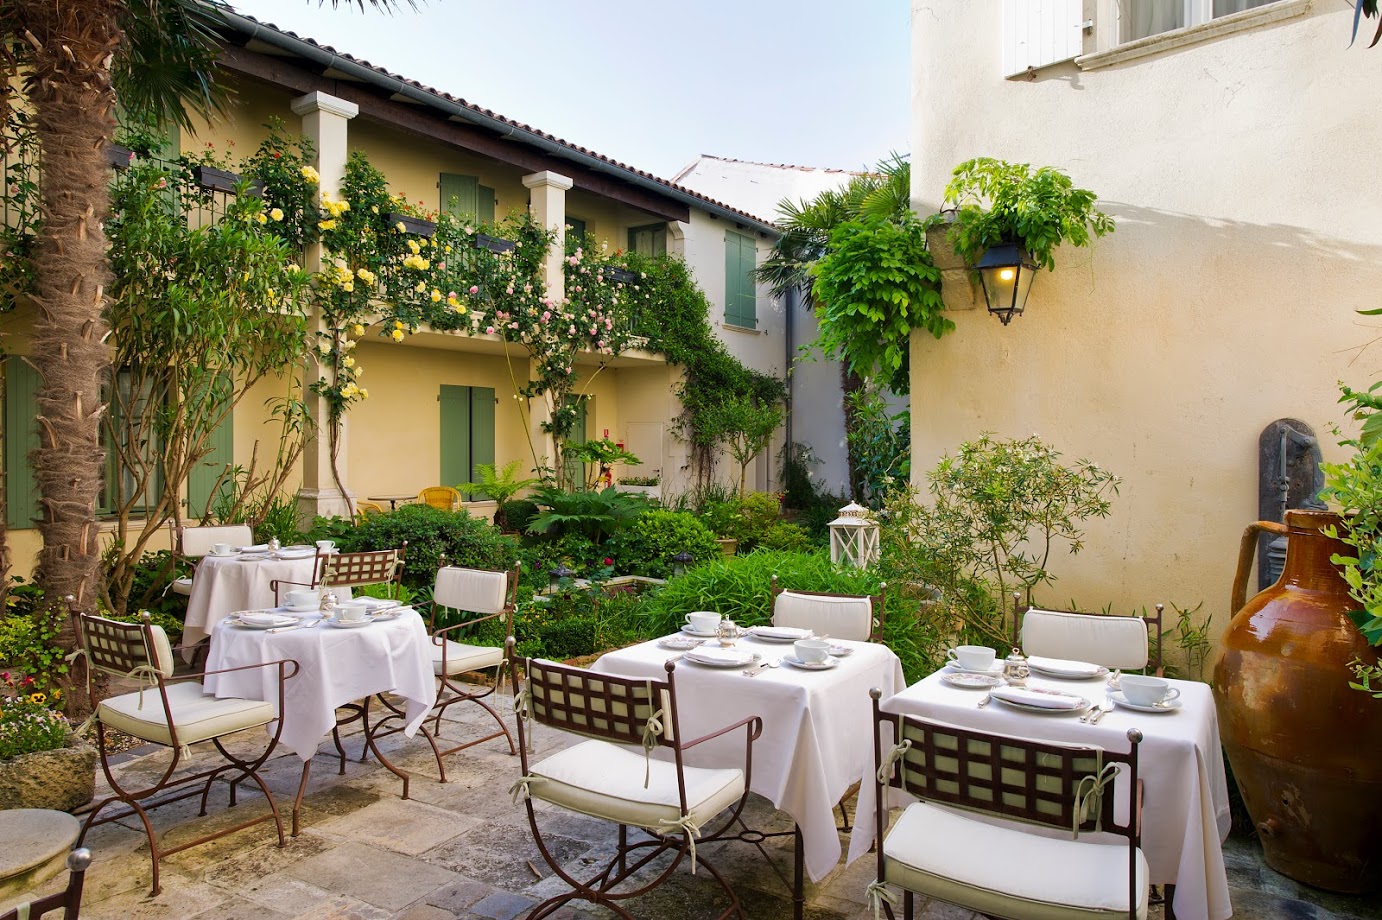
[
  {"left": 75, "top": 612, "right": 297, "bottom": 896},
  {"left": 770, "top": 574, "right": 886, "bottom": 642},
  {"left": 510, "top": 640, "right": 762, "bottom": 919},
  {"left": 370, "top": 560, "right": 520, "bottom": 781},
  {"left": 0, "top": 848, "right": 92, "bottom": 920},
  {"left": 417, "top": 486, "right": 461, "bottom": 511},
  {"left": 1013, "top": 594, "right": 1164, "bottom": 674},
  {"left": 270, "top": 543, "right": 406, "bottom": 606},
  {"left": 168, "top": 522, "right": 254, "bottom": 596},
  {"left": 868, "top": 688, "right": 1147, "bottom": 920}
]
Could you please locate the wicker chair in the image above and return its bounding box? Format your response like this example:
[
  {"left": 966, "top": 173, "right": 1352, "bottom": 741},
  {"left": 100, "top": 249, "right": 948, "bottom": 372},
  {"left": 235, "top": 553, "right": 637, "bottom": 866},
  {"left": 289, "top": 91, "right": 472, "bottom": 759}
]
[
  {"left": 510, "top": 641, "right": 762, "bottom": 918},
  {"left": 1012, "top": 594, "right": 1164, "bottom": 674},
  {"left": 868, "top": 689, "right": 1148, "bottom": 920},
  {"left": 168, "top": 523, "right": 254, "bottom": 596},
  {"left": 417, "top": 486, "right": 461, "bottom": 511},
  {"left": 769, "top": 575, "right": 886, "bottom": 642},
  {"left": 0, "top": 849, "right": 92, "bottom": 920},
  {"left": 355, "top": 500, "right": 385, "bottom": 519},
  {"left": 75, "top": 612, "right": 297, "bottom": 896}
]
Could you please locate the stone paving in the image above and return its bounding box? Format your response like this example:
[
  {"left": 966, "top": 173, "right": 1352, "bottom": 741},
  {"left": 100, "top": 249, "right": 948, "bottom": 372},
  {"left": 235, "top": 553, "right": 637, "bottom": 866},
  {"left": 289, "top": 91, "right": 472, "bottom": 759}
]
[{"left": 4, "top": 689, "right": 1382, "bottom": 920}]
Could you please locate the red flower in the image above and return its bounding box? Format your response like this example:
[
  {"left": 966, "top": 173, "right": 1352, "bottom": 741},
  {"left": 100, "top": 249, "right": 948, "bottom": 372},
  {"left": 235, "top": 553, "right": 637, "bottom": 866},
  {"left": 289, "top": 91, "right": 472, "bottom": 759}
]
[
  {"left": 603, "top": 557, "right": 613, "bottom": 566},
  {"left": 21, "top": 676, "right": 34, "bottom": 686}
]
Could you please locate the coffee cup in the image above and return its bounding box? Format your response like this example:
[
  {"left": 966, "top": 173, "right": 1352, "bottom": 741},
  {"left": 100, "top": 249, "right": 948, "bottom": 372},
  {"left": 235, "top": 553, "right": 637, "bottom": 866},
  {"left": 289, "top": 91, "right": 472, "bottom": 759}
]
[
  {"left": 211, "top": 543, "right": 233, "bottom": 556},
  {"left": 946, "top": 645, "right": 996, "bottom": 671},
  {"left": 1119, "top": 674, "right": 1181, "bottom": 707},
  {"left": 315, "top": 540, "right": 336, "bottom": 553},
  {"left": 794, "top": 638, "right": 830, "bottom": 664},
  {"left": 285, "top": 589, "right": 321, "bottom": 610},
  {"left": 685, "top": 611, "right": 720, "bottom": 634},
  {"left": 336, "top": 600, "right": 369, "bottom": 623}
]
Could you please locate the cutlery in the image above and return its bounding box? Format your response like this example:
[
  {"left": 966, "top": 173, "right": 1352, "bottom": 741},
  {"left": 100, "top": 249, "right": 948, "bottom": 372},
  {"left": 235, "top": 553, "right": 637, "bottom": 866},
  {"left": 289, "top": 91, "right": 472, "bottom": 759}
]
[
  {"left": 1089, "top": 699, "right": 1115, "bottom": 724},
  {"left": 1080, "top": 705, "right": 1096, "bottom": 723},
  {"left": 977, "top": 692, "right": 992, "bottom": 708},
  {"left": 267, "top": 618, "right": 323, "bottom": 635},
  {"left": 744, "top": 659, "right": 780, "bottom": 677}
]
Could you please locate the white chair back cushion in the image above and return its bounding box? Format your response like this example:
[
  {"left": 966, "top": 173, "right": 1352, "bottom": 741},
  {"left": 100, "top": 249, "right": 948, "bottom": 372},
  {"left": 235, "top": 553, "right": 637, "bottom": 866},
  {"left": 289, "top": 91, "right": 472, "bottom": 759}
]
[
  {"left": 773, "top": 591, "right": 872, "bottom": 642},
  {"left": 1021, "top": 609, "right": 1149, "bottom": 670},
  {"left": 434, "top": 566, "right": 509, "bottom": 614},
  {"left": 179, "top": 524, "right": 254, "bottom": 558}
]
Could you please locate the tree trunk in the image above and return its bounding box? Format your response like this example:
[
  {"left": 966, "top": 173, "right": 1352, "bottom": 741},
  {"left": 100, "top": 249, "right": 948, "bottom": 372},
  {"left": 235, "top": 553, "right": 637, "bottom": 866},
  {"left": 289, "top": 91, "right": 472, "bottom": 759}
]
[
  {"left": 16, "top": 0, "right": 123, "bottom": 716},
  {"left": 840, "top": 363, "right": 866, "bottom": 502}
]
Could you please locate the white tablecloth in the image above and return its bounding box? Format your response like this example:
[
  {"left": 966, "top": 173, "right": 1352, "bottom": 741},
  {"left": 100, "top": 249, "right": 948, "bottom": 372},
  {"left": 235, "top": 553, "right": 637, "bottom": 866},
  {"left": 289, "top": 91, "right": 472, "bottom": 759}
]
[
  {"left": 592, "top": 636, "right": 906, "bottom": 882},
  {"left": 203, "top": 610, "right": 436, "bottom": 761},
  {"left": 183, "top": 553, "right": 328, "bottom": 650},
  {"left": 848, "top": 671, "right": 1232, "bottom": 920}
]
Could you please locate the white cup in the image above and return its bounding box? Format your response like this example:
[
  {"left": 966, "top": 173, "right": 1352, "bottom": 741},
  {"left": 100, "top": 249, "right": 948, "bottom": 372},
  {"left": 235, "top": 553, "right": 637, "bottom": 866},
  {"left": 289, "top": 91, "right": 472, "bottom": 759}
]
[
  {"left": 686, "top": 611, "right": 720, "bottom": 634},
  {"left": 946, "top": 645, "right": 996, "bottom": 671},
  {"left": 794, "top": 638, "right": 830, "bottom": 664},
  {"left": 336, "top": 600, "right": 369, "bottom": 623},
  {"left": 1120, "top": 675, "right": 1181, "bottom": 707},
  {"left": 285, "top": 589, "right": 321, "bottom": 610},
  {"left": 315, "top": 540, "right": 336, "bottom": 553},
  {"left": 211, "top": 543, "right": 233, "bottom": 556}
]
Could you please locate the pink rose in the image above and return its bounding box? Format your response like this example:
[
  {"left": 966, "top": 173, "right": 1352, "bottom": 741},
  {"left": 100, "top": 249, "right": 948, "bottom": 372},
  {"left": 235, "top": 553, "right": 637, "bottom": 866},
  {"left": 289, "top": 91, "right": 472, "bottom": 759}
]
[
  {"left": 469, "top": 285, "right": 479, "bottom": 295},
  {"left": 485, "top": 326, "right": 495, "bottom": 335}
]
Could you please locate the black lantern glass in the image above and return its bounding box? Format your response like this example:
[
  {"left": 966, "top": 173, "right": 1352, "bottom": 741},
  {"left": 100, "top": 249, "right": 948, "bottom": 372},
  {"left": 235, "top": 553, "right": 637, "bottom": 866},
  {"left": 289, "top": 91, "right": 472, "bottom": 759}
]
[
  {"left": 671, "top": 550, "right": 693, "bottom": 578},
  {"left": 976, "top": 243, "right": 1037, "bottom": 326}
]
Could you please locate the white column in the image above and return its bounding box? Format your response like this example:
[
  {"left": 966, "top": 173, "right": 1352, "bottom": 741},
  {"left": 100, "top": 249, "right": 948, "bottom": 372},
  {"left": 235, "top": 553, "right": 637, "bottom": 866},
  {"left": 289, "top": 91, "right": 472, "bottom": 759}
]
[
  {"left": 292, "top": 91, "right": 359, "bottom": 522},
  {"left": 521, "top": 171, "right": 574, "bottom": 469}
]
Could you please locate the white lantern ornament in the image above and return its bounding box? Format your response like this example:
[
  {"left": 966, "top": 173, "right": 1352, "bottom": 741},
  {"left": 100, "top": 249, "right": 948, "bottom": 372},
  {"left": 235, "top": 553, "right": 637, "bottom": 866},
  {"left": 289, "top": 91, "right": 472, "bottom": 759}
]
[{"left": 828, "top": 501, "right": 879, "bottom": 569}]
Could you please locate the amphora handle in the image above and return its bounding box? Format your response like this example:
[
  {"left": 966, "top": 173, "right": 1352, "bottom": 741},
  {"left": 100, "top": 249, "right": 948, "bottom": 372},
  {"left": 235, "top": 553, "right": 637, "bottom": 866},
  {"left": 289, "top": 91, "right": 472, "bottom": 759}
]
[{"left": 1232, "top": 521, "right": 1290, "bottom": 616}]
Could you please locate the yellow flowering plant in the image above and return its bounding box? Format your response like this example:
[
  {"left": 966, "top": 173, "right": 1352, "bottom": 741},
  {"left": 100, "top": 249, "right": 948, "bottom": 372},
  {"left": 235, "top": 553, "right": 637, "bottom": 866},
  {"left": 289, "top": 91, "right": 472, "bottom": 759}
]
[{"left": 0, "top": 672, "right": 69, "bottom": 760}]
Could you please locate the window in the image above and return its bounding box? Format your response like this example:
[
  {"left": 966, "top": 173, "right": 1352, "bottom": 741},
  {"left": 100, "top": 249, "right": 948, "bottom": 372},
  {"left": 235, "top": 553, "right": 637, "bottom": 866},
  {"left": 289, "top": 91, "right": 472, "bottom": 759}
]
[
  {"left": 723, "top": 230, "right": 757, "bottom": 329},
  {"left": 627, "top": 223, "right": 667, "bottom": 257},
  {"left": 565, "top": 216, "right": 588, "bottom": 254},
  {"left": 439, "top": 384, "right": 496, "bottom": 500},
  {"left": 1120, "top": 0, "right": 1275, "bottom": 42},
  {"left": 102, "top": 370, "right": 164, "bottom": 516},
  {"left": 439, "top": 173, "right": 496, "bottom": 226},
  {"left": 186, "top": 375, "right": 234, "bottom": 519}
]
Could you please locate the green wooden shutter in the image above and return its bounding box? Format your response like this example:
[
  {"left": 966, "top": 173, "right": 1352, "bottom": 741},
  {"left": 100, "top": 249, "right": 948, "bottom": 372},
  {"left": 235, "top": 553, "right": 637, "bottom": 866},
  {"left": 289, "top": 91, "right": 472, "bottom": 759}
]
[
  {"left": 724, "top": 231, "right": 743, "bottom": 326},
  {"left": 187, "top": 390, "right": 234, "bottom": 521},
  {"left": 439, "top": 173, "right": 479, "bottom": 220},
  {"left": 478, "top": 185, "right": 496, "bottom": 225},
  {"left": 724, "top": 231, "right": 757, "bottom": 328},
  {"left": 439, "top": 385, "right": 472, "bottom": 493},
  {"left": 562, "top": 396, "right": 590, "bottom": 489},
  {"left": 5, "top": 360, "right": 40, "bottom": 529},
  {"left": 566, "top": 216, "right": 587, "bottom": 243},
  {"left": 469, "top": 387, "right": 495, "bottom": 501},
  {"left": 629, "top": 223, "right": 667, "bottom": 257}
]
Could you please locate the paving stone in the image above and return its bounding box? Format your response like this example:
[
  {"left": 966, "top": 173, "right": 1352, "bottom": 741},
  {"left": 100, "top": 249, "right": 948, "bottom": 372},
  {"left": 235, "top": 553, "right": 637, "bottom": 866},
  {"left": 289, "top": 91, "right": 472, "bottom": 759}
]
[
  {"left": 311, "top": 797, "right": 478, "bottom": 856},
  {"left": 468, "top": 890, "right": 539, "bottom": 920},
  {"left": 422, "top": 876, "right": 496, "bottom": 913},
  {"left": 424, "top": 826, "right": 592, "bottom": 893},
  {"left": 391, "top": 905, "right": 454, "bottom": 920},
  {"left": 1228, "top": 886, "right": 1319, "bottom": 920},
  {"left": 286, "top": 895, "right": 393, "bottom": 920},
  {"left": 286, "top": 842, "right": 458, "bottom": 911},
  {"left": 68, "top": 871, "right": 238, "bottom": 920},
  {"left": 187, "top": 894, "right": 293, "bottom": 920}
]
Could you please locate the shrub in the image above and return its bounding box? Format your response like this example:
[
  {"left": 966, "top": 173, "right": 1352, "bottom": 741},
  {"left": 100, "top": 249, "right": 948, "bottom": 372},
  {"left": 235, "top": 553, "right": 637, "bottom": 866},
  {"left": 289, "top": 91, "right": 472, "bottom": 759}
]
[
  {"left": 494, "top": 499, "right": 539, "bottom": 534},
  {"left": 702, "top": 491, "right": 782, "bottom": 549},
  {"left": 0, "top": 672, "right": 69, "bottom": 759},
  {"left": 607, "top": 510, "right": 719, "bottom": 578},
  {"left": 756, "top": 521, "right": 813, "bottom": 553},
  {"left": 527, "top": 486, "right": 653, "bottom": 543},
  {"left": 518, "top": 532, "right": 602, "bottom": 593},
  {"left": 121, "top": 550, "right": 190, "bottom": 625},
  {"left": 345, "top": 504, "right": 520, "bottom": 589}
]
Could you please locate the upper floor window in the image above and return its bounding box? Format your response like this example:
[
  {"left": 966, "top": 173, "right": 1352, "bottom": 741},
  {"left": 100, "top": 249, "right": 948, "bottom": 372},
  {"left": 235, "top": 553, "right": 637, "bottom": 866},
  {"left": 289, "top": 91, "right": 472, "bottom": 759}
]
[
  {"left": 627, "top": 223, "right": 666, "bottom": 257},
  {"left": 723, "top": 229, "right": 757, "bottom": 330},
  {"left": 439, "top": 173, "right": 495, "bottom": 226},
  {"left": 1120, "top": 0, "right": 1276, "bottom": 42}
]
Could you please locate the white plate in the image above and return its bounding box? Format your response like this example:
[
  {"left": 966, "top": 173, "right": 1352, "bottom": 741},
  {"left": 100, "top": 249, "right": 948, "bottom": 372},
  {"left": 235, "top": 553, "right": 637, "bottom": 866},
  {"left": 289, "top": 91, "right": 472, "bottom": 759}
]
[
  {"left": 941, "top": 672, "right": 1003, "bottom": 689},
  {"left": 683, "top": 648, "right": 759, "bottom": 668},
  {"left": 281, "top": 603, "right": 321, "bottom": 614},
  {"left": 369, "top": 608, "right": 406, "bottom": 621},
  {"left": 237, "top": 554, "right": 269, "bottom": 562},
  {"left": 990, "top": 687, "right": 1090, "bottom": 715},
  {"left": 1027, "top": 657, "right": 1109, "bottom": 680},
  {"left": 658, "top": 636, "right": 706, "bottom": 651},
  {"left": 275, "top": 549, "right": 317, "bottom": 560},
  {"left": 680, "top": 624, "right": 720, "bottom": 638},
  {"left": 780, "top": 655, "right": 838, "bottom": 671},
  {"left": 827, "top": 644, "right": 853, "bottom": 657},
  {"left": 944, "top": 662, "right": 1004, "bottom": 677},
  {"left": 748, "top": 626, "right": 813, "bottom": 642},
  {"left": 207, "top": 550, "right": 238, "bottom": 558},
  {"left": 232, "top": 614, "right": 296, "bottom": 629},
  {"left": 325, "top": 616, "right": 374, "bottom": 629},
  {"left": 1106, "top": 690, "right": 1181, "bottom": 713}
]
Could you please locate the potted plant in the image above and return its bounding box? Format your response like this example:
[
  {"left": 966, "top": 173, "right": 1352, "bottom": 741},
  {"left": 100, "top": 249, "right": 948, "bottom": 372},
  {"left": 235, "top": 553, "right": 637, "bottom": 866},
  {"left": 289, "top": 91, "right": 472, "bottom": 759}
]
[
  {"left": 615, "top": 474, "right": 661, "bottom": 501},
  {"left": 0, "top": 673, "right": 95, "bottom": 812}
]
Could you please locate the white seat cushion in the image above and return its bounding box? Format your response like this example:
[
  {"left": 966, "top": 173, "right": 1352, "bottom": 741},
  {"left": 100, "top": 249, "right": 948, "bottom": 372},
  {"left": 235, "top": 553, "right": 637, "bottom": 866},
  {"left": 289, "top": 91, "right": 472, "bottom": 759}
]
[
  {"left": 1022, "top": 609, "right": 1150, "bottom": 671},
  {"left": 178, "top": 524, "right": 254, "bottom": 558},
  {"left": 773, "top": 591, "right": 873, "bottom": 642},
  {"left": 98, "top": 681, "right": 275, "bottom": 747},
  {"left": 431, "top": 639, "right": 503, "bottom": 676},
  {"left": 883, "top": 802, "right": 1148, "bottom": 920},
  {"left": 528, "top": 739, "right": 744, "bottom": 833},
  {"left": 171, "top": 577, "right": 194, "bottom": 597}
]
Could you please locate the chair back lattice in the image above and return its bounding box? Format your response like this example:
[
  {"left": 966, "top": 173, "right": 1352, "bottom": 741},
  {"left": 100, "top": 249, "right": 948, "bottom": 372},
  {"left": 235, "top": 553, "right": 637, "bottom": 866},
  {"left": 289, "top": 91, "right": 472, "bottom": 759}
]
[
  {"left": 319, "top": 547, "right": 404, "bottom": 591},
  {"left": 522, "top": 657, "right": 674, "bottom": 748},
  {"left": 876, "top": 709, "right": 1139, "bottom": 842},
  {"left": 417, "top": 486, "right": 461, "bottom": 511},
  {"left": 177, "top": 523, "right": 254, "bottom": 558},
  {"left": 79, "top": 614, "right": 173, "bottom": 680}
]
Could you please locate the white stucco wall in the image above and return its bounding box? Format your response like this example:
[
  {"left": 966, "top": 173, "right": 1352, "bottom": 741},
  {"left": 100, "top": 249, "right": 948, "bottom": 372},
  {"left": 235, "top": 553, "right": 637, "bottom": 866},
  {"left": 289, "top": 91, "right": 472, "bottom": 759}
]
[{"left": 910, "top": 1, "right": 1381, "bottom": 632}]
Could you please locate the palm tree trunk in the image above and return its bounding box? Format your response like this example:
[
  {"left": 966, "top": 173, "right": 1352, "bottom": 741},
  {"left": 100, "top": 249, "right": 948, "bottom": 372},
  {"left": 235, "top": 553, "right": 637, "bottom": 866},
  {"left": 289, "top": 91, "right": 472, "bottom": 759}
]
[
  {"left": 840, "top": 363, "right": 866, "bottom": 501},
  {"left": 16, "top": 0, "right": 123, "bottom": 715}
]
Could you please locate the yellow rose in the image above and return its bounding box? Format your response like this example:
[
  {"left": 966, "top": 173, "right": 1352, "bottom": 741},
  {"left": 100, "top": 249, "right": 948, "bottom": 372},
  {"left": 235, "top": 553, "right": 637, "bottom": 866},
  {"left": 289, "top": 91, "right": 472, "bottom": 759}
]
[
  {"left": 353, "top": 365, "right": 364, "bottom": 377},
  {"left": 352, "top": 324, "right": 365, "bottom": 337},
  {"left": 414, "top": 282, "right": 426, "bottom": 293},
  {"left": 301, "top": 165, "right": 320, "bottom": 184},
  {"left": 256, "top": 212, "right": 268, "bottom": 225},
  {"left": 371, "top": 205, "right": 379, "bottom": 214},
  {"left": 343, "top": 356, "right": 355, "bottom": 368},
  {"left": 393, "top": 320, "right": 404, "bottom": 329},
  {"left": 319, "top": 219, "right": 337, "bottom": 231},
  {"left": 454, "top": 305, "right": 467, "bottom": 315},
  {"left": 390, "top": 329, "right": 404, "bottom": 342},
  {"left": 270, "top": 208, "right": 284, "bottom": 221},
  {"left": 360, "top": 388, "right": 369, "bottom": 399},
  {"left": 341, "top": 281, "right": 354, "bottom": 293},
  {"left": 395, "top": 221, "right": 407, "bottom": 232},
  {"left": 430, "top": 289, "right": 441, "bottom": 303}
]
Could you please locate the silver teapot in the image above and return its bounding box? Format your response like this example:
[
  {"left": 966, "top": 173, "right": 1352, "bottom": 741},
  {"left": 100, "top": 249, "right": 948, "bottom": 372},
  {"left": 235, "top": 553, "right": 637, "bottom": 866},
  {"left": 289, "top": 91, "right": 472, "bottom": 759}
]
[{"left": 1003, "top": 647, "right": 1030, "bottom": 686}]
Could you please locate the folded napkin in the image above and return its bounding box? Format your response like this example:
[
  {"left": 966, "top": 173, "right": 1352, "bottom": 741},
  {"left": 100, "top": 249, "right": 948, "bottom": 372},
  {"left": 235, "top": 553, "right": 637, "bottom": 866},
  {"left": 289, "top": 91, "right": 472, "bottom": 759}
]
[
  {"left": 991, "top": 686, "right": 1086, "bottom": 710},
  {"left": 684, "top": 648, "right": 755, "bottom": 666},
  {"left": 752, "top": 626, "right": 812, "bottom": 640},
  {"left": 240, "top": 611, "right": 291, "bottom": 627},
  {"left": 237, "top": 544, "right": 269, "bottom": 553},
  {"left": 1027, "top": 655, "right": 1102, "bottom": 677}
]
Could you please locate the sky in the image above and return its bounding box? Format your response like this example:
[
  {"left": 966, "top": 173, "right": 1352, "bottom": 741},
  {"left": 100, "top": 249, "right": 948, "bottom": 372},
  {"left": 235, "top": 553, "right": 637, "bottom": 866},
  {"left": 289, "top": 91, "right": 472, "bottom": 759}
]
[{"left": 224, "top": 0, "right": 911, "bottom": 181}]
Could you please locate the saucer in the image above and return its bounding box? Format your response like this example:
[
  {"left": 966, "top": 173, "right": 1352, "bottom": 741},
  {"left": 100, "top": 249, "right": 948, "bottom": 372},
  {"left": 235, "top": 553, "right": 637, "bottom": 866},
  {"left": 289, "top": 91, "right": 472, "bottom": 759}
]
[
  {"left": 207, "top": 550, "right": 238, "bottom": 558},
  {"left": 680, "top": 624, "right": 721, "bottom": 638},
  {"left": 325, "top": 616, "right": 374, "bottom": 629},
  {"left": 827, "top": 644, "right": 853, "bottom": 657},
  {"left": 780, "top": 655, "right": 838, "bottom": 671},
  {"left": 944, "top": 661, "right": 1003, "bottom": 676},
  {"left": 941, "top": 672, "right": 1003, "bottom": 690},
  {"left": 658, "top": 636, "right": 707, "bottom": 651},
  {"left": 282, "top": 603, "right": 322, "bottom": 614},
  {"left": 1106, "top": 690, "right": 1181, "bottom": 713}
]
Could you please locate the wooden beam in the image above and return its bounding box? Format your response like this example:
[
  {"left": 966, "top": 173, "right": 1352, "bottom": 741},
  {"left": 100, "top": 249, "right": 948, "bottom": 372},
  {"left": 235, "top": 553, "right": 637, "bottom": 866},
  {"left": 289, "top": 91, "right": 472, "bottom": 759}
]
[{"left": 217, "top": 46, "right": 691, "bottom": 223}]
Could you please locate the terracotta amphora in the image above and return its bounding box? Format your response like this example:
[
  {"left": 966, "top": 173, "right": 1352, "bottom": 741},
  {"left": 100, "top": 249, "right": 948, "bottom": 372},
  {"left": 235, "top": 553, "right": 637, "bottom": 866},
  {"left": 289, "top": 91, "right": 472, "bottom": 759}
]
[{"left": 1212, "top": 509, "right": 1382, "bottom": 893}]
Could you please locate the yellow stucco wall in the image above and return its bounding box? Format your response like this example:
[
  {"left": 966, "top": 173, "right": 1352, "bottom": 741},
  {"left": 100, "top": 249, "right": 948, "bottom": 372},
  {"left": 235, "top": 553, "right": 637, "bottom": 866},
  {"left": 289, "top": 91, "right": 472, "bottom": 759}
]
[{"left": 909, "top": 2, "right": 1380, "bottom": 635}]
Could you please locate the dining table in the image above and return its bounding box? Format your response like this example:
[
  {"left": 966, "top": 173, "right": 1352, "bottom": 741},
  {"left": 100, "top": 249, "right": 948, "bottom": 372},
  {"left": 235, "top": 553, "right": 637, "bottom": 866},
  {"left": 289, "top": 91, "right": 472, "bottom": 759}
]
[
  {"left": 591, "top": 629, "right": 906, "bottom": 919},
  {"left": 203, "top": 604, "right": 436, "bottom": 834},
  {"left": 368, "top": 494, "right": 417, "bottom": 511},
  {"left": 848, "top": 667, "right": 1232, "bottom": 920},
  {"left": 182, "top": 547, "right": 329, "bottom": 653}
]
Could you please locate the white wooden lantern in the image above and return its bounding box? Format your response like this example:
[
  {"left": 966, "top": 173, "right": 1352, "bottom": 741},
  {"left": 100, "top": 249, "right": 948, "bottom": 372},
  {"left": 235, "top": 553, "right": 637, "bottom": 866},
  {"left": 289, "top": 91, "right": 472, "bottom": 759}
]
[{"left": 829, "top": 502, "right": 879, "bottom": 569}]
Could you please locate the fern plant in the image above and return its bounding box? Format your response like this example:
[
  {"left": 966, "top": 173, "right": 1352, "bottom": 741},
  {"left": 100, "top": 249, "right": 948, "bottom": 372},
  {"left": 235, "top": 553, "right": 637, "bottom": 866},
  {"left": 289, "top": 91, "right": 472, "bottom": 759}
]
[{"left": 457, "top": 460, "right": 538, "bottom": 505}]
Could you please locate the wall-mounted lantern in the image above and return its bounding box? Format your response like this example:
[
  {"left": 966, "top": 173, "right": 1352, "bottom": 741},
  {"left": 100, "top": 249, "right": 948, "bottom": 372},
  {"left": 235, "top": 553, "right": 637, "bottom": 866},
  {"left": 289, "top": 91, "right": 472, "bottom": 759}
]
[{"left": 976, "top": 243, "right": 1037, "bottom": 326}]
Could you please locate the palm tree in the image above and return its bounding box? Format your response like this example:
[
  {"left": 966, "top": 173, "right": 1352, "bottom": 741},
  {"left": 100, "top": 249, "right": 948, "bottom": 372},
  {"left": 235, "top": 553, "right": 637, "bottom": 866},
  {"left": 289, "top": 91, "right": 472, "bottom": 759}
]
[
  {"left": 0, "top": 0, "right": 405, "bottom": 712},
  {"left": 756, "top": 154, "right": 912, "bottom": 499}
]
